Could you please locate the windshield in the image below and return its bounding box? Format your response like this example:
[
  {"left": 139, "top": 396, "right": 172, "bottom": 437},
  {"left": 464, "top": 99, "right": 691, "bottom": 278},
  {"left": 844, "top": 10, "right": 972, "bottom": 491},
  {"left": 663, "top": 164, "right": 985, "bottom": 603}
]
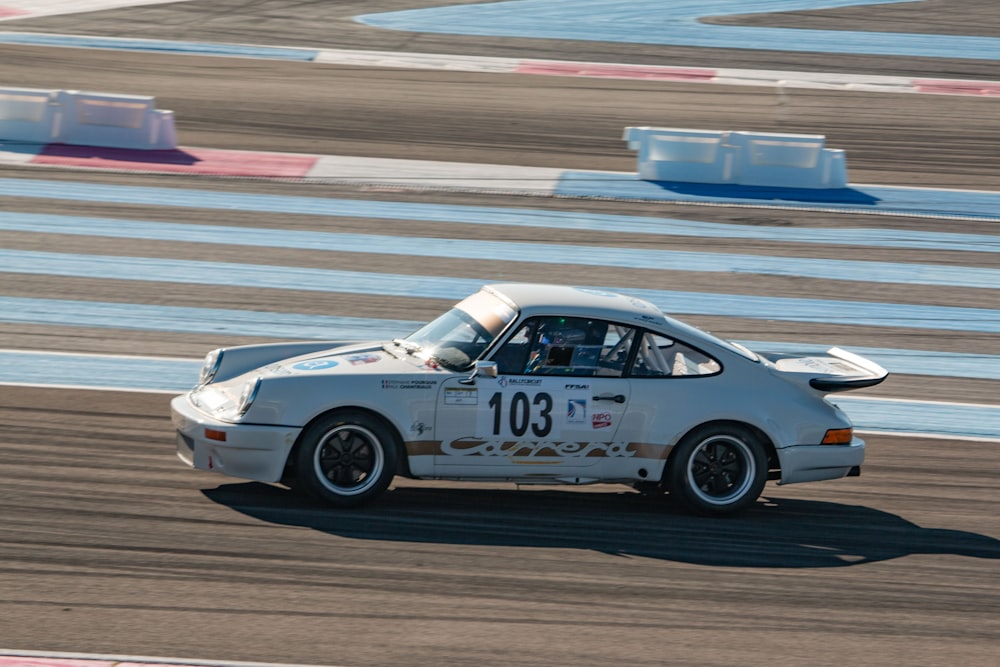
[{"left": 400, "top": 290, "right": 517, "bottom": 370}]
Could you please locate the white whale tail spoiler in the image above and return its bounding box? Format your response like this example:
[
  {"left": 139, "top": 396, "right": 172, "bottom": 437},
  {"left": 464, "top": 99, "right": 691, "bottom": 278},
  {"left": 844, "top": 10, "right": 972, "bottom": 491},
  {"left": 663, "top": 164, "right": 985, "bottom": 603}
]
[{"left": 768, "top": 347, "right": 889, "bottom": 393}]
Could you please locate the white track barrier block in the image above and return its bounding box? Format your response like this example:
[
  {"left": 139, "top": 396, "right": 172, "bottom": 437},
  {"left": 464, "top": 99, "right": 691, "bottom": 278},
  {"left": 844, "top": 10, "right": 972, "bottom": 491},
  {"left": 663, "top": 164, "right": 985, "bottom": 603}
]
[
  {"left": 625, "top": 126, "right": 848, "bottom": 189},
  {"left": 56, "top": 90, "right": 177, "bottom": 149},
  {"left": 0, "top": 87, "right": 61, "bottom": 143},
  {"left": 727, "top": 131, "right": 847, "bottom": 189},
  {"left": 624, "top": 127, "right": 736, "bottom": 183},
  {"left": 0, "top": 88, "right": 178, "bottom": 149}
]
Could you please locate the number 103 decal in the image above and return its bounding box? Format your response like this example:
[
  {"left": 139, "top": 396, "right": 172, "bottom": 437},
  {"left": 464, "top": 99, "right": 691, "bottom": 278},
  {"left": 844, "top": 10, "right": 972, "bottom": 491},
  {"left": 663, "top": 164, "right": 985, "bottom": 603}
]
[{"left": 487, "top": 391, "right": 554, "bottom": 438}]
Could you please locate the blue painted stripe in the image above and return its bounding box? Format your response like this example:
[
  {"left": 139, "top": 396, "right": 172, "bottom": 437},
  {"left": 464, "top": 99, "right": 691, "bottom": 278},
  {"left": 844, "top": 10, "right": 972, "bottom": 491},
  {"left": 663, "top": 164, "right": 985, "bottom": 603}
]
[
  {"left": 0, "top": 351, "right": 201, "bottom": 392},
  {"left": 2, "top": 250, "right": 998, "bottom": 332},
  {"left": 837, "top": 397, "right": 1000, "bottom": 441},
  {"left": 4, "top": 179, "right": 999, "bottom": 251},
  {"left": 2, "top": 297, "right": 997, "bottom": 381},
  {"left": 0, "top": 351, "right": 995, "bottom": 439},
  {"left": 5, "top": 212, "right": 997, "bottom": 289},
  {"left": 6, "top": 2, "right": 1000, "bottom": 62},
  {"left": 357, "top": 0, "right": 1000, "bottom": 61},
  {"left": 556, "top": 173, "right": 1000, "bottom": 221},
  {"left": 0, "top": 296, "right": 418, "bottom": 340},
  {"left": 0, "top": 32, "right": 318, "bottom": 61}
]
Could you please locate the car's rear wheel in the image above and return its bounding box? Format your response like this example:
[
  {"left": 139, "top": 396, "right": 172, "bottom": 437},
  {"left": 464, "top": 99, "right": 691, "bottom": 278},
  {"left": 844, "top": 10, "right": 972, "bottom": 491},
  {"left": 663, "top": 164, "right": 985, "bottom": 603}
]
[
  {"left": 666, "top": 424, "right": 767, "bottom": 516},
  {"left": 294, "top": 410, "right": 398, "bottom": 507}
]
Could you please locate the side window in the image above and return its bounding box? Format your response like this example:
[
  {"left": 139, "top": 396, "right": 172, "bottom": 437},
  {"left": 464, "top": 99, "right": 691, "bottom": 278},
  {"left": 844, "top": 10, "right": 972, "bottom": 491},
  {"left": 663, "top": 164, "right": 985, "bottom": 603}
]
[
  {"left": 631, "top": 332, "right": 721, "bottom": 377},
  {"left": 492, "top": 316, "right": 635, "bottom": 377},
  {"left": 597, "top": 324, "right": 636, "bottom": 376},
  {"left": 492, "top": 321, "right": 534, "bottom": 375}
]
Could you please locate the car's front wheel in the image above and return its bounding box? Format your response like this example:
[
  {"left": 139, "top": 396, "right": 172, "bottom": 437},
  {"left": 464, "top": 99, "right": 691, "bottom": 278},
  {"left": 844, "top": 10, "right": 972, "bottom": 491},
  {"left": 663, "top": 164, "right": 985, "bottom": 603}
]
[
  {"left": 293, "top": 410, "right": 398, "bottom": 507},
  {"left": 666, "top": 424, "right": 768, "bottom": 516}
]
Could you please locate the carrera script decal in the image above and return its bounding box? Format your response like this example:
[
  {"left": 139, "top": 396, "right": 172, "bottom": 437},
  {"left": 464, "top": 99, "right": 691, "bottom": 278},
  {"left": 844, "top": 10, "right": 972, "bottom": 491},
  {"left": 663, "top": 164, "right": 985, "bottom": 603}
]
[
  {"left": 442, "top": 439, "right": 637, "bottom": 458},
  {"left": 408, "top": 441, "right": 672, "bottom": 460}
]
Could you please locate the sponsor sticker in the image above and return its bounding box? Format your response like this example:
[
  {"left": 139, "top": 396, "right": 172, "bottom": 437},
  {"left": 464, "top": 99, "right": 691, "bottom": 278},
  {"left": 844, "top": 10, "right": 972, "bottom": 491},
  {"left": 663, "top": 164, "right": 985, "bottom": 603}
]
[
  {"left": 567, "top": 398, "right": 587, "bottom": 424},
  {"left": 498, "top": 376, "right": 542, "bottom": 387},
  {"left": 445, "top": 387, "right": 478, "bottom": 405},
  {"left": 347, "top": 353, "right": 381, "bottom": 365},
  {"left": 592, "top": 412, "right": 612, "bottom": 429},
  {"left": 382, "top": 379, "right": 438, "bottom": 390},
  {"left": 291, "top": 359, "right": 339, "bottom": 371}
]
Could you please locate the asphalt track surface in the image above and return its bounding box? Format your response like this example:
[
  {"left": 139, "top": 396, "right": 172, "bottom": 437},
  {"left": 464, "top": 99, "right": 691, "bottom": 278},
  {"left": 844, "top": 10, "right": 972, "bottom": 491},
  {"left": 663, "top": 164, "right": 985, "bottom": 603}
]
[{"left": 1, "top": 2, "right": 999, "bottom": 666}]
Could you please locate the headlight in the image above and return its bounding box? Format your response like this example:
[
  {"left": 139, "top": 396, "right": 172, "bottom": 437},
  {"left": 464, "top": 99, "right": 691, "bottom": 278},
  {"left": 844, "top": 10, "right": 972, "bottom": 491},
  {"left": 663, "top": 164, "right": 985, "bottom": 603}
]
[
  {"left": 236, "top": 376, "right": 262, "bottom": 417},
  {"left": 199, "top": 348, "right": 224, "bottom": 386}
]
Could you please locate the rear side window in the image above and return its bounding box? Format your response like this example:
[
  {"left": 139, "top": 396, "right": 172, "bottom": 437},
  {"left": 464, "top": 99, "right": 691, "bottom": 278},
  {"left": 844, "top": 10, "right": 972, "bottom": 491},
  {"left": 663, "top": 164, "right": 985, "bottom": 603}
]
[{"left": 630, "top": 332, "right": 721, "bottom": 377}]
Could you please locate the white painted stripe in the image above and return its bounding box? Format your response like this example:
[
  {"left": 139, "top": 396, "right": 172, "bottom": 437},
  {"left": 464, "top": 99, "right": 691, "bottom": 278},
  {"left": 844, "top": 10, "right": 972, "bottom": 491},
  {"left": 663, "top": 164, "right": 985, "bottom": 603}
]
[
  {"left": 839, "top": 395, "right": 999, "bottom": 410},
  {"left": 0, "top": 145, "right": 42, "bottom": 164},
  {"left": 715, "top": 68, "right": 916, "bottom": 89},
  {"left": 0, "top": 347, "right": 190, "bottom": 362},
  {"left": 305, "top": 155, "right": 564, "bottom": 193},
  {"left": 855, "top": 429, "right": 1000, "bottom": 444},
  {"left": 314, "top": 48, "right": 518, "bottom": 73},
  {"left": 0, "top": 0, "right": 194, "bottom": 21}
]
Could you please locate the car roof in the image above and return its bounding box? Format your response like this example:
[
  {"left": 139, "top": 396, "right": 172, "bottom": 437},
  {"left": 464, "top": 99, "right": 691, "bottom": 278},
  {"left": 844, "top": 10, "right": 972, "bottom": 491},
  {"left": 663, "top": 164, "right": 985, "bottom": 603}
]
[{"left": 483, "top": 283, "right": 666, "bottom": 325}]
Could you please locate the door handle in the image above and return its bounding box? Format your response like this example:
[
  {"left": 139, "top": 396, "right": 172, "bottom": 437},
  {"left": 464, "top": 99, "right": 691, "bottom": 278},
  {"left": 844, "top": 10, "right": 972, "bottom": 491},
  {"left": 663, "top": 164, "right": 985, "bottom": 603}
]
[{"left": 593, "top": 394, "right": 626, "bottom": 404}]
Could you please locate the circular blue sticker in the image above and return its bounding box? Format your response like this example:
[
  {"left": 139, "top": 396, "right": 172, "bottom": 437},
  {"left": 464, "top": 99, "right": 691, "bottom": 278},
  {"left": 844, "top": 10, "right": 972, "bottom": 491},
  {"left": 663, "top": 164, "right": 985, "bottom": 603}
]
[{"left": 291, "top": 359, "right": 339, "bottom": 371}]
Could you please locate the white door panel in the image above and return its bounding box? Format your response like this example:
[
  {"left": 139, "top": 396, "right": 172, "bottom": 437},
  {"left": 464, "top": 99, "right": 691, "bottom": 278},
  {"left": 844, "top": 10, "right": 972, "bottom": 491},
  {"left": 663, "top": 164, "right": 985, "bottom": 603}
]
[{"left": 433, "top": 375, "right": 631, "bottom": 476}]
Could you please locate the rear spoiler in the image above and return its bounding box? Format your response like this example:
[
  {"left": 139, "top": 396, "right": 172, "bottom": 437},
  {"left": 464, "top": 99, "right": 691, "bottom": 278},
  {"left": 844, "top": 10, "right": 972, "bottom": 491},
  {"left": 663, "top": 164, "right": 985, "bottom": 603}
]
[{"left": 767, "top": 347, "right": 889, "bottom": 393}]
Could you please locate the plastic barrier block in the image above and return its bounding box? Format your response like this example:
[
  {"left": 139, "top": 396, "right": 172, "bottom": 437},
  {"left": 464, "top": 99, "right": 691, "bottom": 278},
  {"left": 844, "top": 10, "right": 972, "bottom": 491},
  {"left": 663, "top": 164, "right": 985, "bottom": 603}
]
[
  {"left": 625, "top": 127, "right": 849, "bottom": 189},
  {"left": 625, "top": 126, "right": 735, "bottom": 184},
  {"left": 729, "top": 131, "right": 846, "bottom": 188},
  {"left": 57, "top": 90, "right": 178, "bottom": 150},
  {"left": 0, "top": 87, "right": 59, "bottom": 143}
]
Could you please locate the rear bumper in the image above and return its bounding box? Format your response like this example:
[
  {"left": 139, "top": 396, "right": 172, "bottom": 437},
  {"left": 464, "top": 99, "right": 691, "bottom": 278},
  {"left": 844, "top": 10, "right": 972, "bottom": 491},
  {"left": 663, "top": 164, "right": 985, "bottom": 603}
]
[
  {"left": 171, "top": 394, "right": 301, "bottom": 483},
  {"left": 777, "top": 437, "right": 865, "bottom": 485}
]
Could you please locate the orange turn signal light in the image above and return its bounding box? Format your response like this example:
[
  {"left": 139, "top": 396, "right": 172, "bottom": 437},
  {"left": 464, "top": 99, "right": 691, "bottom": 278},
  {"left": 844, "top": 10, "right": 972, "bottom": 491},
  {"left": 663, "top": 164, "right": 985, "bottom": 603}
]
[
  {"left": 205, "top": 428, "right": 227, "bottom": 442},
  {"left": 821, "top": 428, "right": 853, "bottom": 445}
]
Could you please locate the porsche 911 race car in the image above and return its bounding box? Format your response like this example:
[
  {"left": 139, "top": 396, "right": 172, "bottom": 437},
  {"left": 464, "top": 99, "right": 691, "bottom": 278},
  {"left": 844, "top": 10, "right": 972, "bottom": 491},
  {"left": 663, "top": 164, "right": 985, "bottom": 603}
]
[{"left": 171, "top": 283, "right": 888, "bottom": 515}]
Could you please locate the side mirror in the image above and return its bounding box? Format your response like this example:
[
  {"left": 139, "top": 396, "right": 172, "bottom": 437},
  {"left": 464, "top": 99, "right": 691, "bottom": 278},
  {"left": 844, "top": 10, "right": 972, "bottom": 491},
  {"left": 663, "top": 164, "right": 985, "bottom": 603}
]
[
  {"left": 476, "top": 361, "right": 498, "bottom": 378},
  {"left": 459, "top": 360, "right": 498, "bottom": 385}
]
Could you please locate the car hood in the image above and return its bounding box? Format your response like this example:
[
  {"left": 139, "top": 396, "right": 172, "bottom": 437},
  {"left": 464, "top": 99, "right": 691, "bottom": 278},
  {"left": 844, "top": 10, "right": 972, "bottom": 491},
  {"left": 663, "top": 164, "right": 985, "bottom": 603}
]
[
  {"left": 189, "top": 341, "right": 449, "bottom": 421},
  {"left": 261, "top": 342, "right": 446, "bottom": 378}
]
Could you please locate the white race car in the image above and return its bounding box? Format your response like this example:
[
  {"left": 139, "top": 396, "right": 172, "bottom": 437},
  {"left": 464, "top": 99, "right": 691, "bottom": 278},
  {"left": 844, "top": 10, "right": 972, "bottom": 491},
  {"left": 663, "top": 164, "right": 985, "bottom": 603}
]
[{"left": 171, "top": 283, "right": 887, "bottom": 515}]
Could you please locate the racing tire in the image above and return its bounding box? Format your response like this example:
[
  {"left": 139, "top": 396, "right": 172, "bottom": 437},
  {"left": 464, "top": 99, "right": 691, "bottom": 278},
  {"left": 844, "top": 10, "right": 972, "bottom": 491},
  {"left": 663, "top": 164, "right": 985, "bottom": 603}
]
[
  {"left": 293, "top": 410, "right": 398, "bottom": 508},
  {"left": 665, "top": 424, "right": 768, "bottom": 516}
]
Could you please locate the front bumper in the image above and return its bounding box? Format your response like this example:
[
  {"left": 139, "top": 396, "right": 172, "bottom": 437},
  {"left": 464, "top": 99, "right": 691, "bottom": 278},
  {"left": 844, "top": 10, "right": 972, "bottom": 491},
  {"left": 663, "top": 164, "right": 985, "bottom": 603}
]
[
  {"left": 171, "top": 394, "right": 302, "bottom": 483},
  {"left": 777, "top": 437, "right": 866, "bottom": 485}
]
